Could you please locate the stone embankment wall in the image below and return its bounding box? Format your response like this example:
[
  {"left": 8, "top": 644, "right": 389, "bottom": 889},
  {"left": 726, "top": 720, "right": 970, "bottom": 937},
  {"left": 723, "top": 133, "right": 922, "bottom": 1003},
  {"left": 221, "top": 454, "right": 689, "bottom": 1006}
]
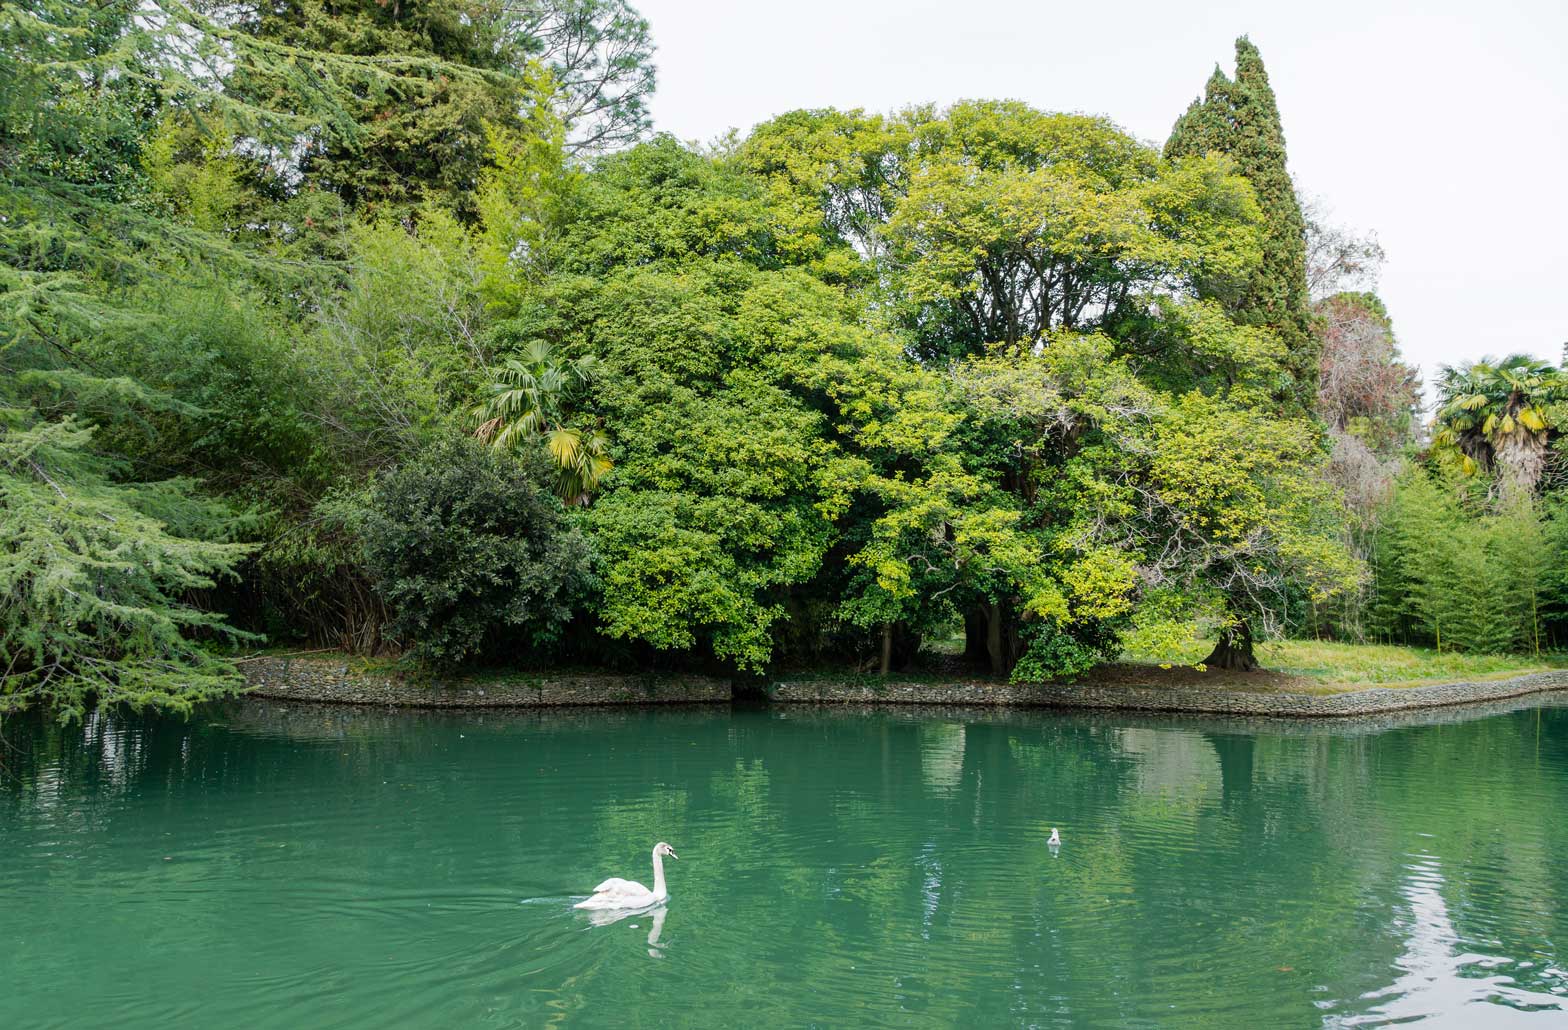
[
  {"left": 242, "top": 654, "right": 1568, "bottom": 718},
  {"left": 241, "top": 654, "right": 730, "bottom": 707},
  {"left": 765, "top": 671, "right": 1568, "bottom": 717}
]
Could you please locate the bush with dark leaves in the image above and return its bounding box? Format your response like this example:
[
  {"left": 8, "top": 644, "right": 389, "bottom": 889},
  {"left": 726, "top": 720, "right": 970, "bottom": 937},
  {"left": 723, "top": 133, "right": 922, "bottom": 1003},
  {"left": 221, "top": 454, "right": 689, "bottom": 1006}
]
[{"left": 362, "top": 439, "right": 593, "bottom": 668}]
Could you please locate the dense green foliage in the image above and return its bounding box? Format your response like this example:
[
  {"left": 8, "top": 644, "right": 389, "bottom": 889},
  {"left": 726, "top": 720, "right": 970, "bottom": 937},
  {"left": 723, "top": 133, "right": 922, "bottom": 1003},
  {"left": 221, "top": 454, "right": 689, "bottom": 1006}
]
[
  {"left": 1322, "top": 287, "right": 1568, "bottom": 655},
  {"left": 473, "top": 340, "right": 612, "bottom": 504},
  {"left": 1166, "top": 37, "right": 1316, "bottom": 411},
  {"left": 1368, "top": 471, "right": 1558, "bottom": 654},
  {"left": 12, "top": 5, "right": 1553, "bottom": 719},
  {"left": 0, "top": 416, "right": 253, "bottom": 720},
  {"left": 359, "top": 440, "right": 592, "bottom": 668},
  {"left": 1327, "top": 334, "right": 1568, "bottom": 655},
  {"left": 206, "top": 0, "right": 654, "bottom": 220}
]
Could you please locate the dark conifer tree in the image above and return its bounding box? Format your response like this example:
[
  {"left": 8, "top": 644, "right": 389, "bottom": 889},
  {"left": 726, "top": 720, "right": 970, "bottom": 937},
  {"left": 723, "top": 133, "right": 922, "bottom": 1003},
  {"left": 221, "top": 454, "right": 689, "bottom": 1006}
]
[
  {"left": 211, "top": 0, "right": 657, "bottom": 220},
  {"left": 219, "top": 0, "right": 529, "bottom": 220},
  {"left": 1166, "top": 37, "right": 1316, "bottom": 411}
]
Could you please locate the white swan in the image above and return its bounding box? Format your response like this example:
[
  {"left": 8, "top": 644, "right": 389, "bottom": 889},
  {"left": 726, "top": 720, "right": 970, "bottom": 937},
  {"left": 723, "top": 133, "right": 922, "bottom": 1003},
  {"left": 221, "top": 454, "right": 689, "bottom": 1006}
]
[
  {"left": 575, "top": 842, "right": 678, "bottom": 910},
  {"left": 1048, "top": 827, "right": 1061, "bottom": 848}
]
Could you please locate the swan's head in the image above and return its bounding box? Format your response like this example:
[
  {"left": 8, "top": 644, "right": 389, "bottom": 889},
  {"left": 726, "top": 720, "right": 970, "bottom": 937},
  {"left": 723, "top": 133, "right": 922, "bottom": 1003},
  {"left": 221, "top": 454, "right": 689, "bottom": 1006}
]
[{"left": 654, "top": 841, "right": 678, "bottom": 861}]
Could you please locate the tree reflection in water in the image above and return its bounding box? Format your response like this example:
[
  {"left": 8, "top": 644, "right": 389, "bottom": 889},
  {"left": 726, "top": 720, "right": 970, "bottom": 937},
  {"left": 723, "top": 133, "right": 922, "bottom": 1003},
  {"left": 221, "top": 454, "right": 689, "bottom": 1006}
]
[{"left": 2, "top": 695, "right": 1567, "bottom": 1027}]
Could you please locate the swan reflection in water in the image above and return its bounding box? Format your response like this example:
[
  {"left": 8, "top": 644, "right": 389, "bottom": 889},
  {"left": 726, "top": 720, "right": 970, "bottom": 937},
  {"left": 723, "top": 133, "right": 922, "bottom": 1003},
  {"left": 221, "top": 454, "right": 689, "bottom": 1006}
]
[{"left": 584, "top": 902, "right": 669, "bottom": 958}]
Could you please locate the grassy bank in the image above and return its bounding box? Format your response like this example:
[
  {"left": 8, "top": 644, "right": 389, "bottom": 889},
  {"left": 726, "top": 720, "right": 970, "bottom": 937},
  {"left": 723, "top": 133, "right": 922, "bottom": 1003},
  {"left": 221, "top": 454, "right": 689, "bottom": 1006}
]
[{"left": 1116, "top": 639, "right": 1568, "bottom": 693}]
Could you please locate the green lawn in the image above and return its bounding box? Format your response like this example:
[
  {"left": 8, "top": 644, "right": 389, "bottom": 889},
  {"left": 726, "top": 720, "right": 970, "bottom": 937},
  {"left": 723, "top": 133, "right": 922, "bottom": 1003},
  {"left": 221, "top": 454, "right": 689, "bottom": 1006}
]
[{"left": 1121, "top": 638, "right": 1568, "bottom": 690}]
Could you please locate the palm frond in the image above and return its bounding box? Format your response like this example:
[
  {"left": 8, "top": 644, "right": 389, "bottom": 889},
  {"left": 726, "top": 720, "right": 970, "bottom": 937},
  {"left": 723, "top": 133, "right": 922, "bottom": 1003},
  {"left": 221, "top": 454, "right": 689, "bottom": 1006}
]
[{"left": 471, "top": 339, "right": 612, "bottom": 503}]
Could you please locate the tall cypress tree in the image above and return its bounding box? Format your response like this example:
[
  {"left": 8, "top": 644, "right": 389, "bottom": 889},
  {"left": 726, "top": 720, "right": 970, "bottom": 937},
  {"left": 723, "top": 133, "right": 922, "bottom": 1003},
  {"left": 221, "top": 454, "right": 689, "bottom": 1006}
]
[{"left": 1166, "top": 37, "right": 1316, "bottom": 410}]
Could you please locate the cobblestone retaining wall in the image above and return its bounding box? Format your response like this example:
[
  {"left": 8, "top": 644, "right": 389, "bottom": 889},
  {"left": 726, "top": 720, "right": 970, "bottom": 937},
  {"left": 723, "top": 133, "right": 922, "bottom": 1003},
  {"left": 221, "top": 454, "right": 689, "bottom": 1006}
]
[
  {"left": 765, "top": 671, "right": 1568, "bottom": 717},
  {"left": 241, "top": 655, "right": 731, "bottom": 707},
  {"left": 242, "top": 654, "right": 1568, "bottom": 718}
]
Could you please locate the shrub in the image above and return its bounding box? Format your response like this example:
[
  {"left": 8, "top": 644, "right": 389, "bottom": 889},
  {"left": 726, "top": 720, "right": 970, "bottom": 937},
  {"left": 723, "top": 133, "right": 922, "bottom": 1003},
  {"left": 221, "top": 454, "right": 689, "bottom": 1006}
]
[
  {"left": 1011, "top": 619, "right": 1121, "bottom": 682},
  {"left": 361, "top": 439, "right": 593, "bottom": 668}
]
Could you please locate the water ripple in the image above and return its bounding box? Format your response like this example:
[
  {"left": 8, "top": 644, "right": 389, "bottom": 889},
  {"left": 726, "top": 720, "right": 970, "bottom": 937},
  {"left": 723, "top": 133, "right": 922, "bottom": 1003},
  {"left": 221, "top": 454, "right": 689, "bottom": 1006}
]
[{"left": 2, "top": 699, "right": 1568, "bottom": 1027}]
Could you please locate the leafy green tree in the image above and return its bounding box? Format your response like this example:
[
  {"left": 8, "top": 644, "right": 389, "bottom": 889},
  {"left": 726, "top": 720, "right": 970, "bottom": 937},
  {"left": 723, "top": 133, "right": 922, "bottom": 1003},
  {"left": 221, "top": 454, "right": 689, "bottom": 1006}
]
[
  {"left": 737, "top": 106, "right": 906, "bottom": 283},
  {"left": 486, "top": 138, "right": 1009, "bottom": 671},
  {"left": 1127, "top": 296, "right": 1285, "bottom": 403},
  {"left": 301, "top": 206, "right": 499, "bottom": 476},
  {"left": 744, "top": 102, "right": 1264, "bottom": 364},
  {"left": 1, "top": 0, "right": 520, "bottom": 706},
  {"left": 207, "top": 0, "right": 524, "bottom": 218},
  {"left": 1433, "top": 354, "right": 1565, "bottom": 499},
  {"left": 474, "top": 117, "right": 584, "bottom": 300},
  {"left": 0, "top": 416, "right": 254, "bottom": 721},
  {"left": 787, "top": 315, "right": 1037, "bottom": 676},
  {"left": 890, "top": 104, "right": 1261, "bottom": 359},
  {"left": 1112, "top": 393, "right": 1361, "bottom": 669},
  {"left": 932, "top": 330, "right": 1355, "bottom": 675},
  {"left": 947, "top": 335, "right": 1155, "bottom": 675},
  {"left": 52, "top": 278, "right": 332, "bottom": 496},
  {"left": 0, "top": 3, "right": 268, "bottom": 717},
  {"left": 359, "top": 438, "right": 593, "bottom": 667},
  {"left": 1166, "top": 37, "right": 1316, "bottom": 410},
  {"left": 556, "top": 133, "right": 802, "bottom": 274},
  {"left": 742, "top": 102, "right": 1328, "bottom": 673},
  {"left": 571, "top": 262, "right": 856, "bottom": 670},
  {"left": 471, "top": 140, "right": 820, "bottom": 668}
]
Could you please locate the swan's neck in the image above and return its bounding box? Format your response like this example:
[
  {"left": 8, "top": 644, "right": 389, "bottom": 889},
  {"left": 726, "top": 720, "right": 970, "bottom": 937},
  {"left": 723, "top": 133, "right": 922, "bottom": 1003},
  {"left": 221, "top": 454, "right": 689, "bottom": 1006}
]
[{"left": 651, "top": 851, "right": 667, "bottom": 898}]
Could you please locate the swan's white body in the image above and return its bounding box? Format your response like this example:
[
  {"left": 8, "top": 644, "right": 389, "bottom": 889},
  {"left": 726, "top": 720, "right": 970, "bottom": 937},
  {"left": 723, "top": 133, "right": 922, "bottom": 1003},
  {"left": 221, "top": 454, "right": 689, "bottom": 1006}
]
[
  {"left": 575, "top": 842, "right": 677, "bottom": 910},
  {"left": 1048, "top": 827, "right": 1061, "bottom": 848}
]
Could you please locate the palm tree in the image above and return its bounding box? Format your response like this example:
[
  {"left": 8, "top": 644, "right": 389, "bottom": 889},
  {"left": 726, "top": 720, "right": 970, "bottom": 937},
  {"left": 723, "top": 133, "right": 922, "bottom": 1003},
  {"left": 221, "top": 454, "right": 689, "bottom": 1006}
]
[
  {"left": 1432, "top": 354, "right": 1564, "bottom": 499},
  {"left": 474, "top": 340, "right": 612, "bottom": 505}
]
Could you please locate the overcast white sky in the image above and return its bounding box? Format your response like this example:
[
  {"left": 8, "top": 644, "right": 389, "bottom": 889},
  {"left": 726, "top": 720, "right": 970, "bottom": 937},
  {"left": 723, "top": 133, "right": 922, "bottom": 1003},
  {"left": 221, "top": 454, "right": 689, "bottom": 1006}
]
[{"left": 634, "top": 0, "right": 1568, "bottom": 405}]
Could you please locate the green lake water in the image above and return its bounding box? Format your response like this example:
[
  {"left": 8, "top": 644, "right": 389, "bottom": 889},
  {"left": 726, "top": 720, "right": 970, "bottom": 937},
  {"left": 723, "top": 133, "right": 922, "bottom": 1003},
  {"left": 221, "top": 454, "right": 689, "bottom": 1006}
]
[{"left": 4, "top": 697, "right": 1568, "bottom": 1028}]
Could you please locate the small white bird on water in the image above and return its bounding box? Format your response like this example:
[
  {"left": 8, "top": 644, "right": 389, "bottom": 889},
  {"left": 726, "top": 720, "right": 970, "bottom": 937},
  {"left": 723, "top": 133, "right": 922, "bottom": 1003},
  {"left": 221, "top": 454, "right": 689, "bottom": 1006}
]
[
  {"left": 575, "top": 842, "right": 678, "bottom": 910},
  {"left": 1048, "top": 827, "right": 1061, "bottom": 848}
]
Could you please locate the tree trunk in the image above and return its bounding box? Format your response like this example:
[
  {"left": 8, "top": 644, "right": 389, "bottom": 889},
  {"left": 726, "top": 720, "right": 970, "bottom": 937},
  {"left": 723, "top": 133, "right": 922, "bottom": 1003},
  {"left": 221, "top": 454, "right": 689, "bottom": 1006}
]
[
  {"left": 1203, "top": 620, "right": 1259, "bottom": 671},
  {"left": 879, "top": 623, "right": 893, "bottom": 676},
  {"left": 965, "top": 603, "right": 1022, "bottom": 675},
  {"left": 983, "top": 601, "right": 1023, "bottom": 677},
  {"left": 1495, "top": 430, "right": 1546, "bottom": 501},
  {"left": 890, "top": 623, "right": 922, "bottom": 671},
  {"left": 986, "top": 602, "right": 1004, "bottom": 674},
  {"left": 964, "top": 608, "right": 990, "bottom": 667}
]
